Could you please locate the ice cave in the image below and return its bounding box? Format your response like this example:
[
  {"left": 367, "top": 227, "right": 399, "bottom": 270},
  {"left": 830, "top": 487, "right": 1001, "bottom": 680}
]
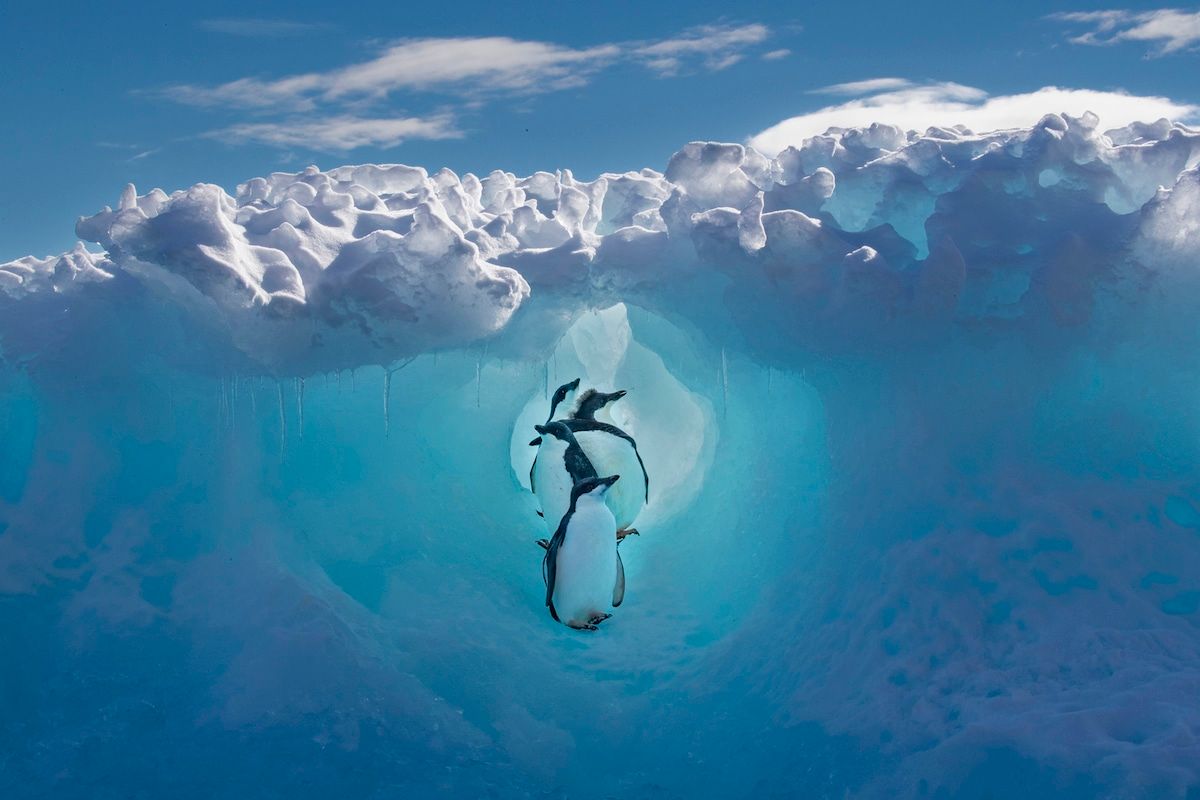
[{"left": 3, "top": 115, "right": 1200, "bottom": 797}]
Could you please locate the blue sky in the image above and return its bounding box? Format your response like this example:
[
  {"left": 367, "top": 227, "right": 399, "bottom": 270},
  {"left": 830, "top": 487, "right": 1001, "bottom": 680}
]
[{"left": 3, "top": 0, "right": 1198, "bottom": 260}]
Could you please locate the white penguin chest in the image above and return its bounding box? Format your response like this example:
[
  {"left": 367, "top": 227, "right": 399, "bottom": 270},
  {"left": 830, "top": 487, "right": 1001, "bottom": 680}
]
[
  {"left": 573, "top": 431, "right": 645, "bottom": 529},
  {"left": 553, "top": 499, "right": 618, "bottom": 623},
  {"left": 532, "top": 438, "right": 574, "bottom": 529}
]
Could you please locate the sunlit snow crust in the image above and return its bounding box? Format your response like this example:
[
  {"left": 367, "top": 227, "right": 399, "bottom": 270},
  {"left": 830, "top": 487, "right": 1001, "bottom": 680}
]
[{"left": 3, "top": 114, "right": 1200, "bottom": 798}]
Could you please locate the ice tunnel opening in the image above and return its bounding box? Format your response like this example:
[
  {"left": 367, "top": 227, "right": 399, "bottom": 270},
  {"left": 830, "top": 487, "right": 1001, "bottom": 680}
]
[{"left": 497, "top": 301, "right": 829, "bottom": 644}]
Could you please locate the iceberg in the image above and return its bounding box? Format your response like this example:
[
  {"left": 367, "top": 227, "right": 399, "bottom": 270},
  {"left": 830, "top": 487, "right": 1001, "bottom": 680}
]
[{"left": 2, "top": 113, "right": 1200, "bottom": 798}]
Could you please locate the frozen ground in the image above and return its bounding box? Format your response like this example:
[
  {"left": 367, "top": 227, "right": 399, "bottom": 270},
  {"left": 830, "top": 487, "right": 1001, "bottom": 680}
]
[{"left": 2, "top": 113, "right": 1200, "bottom": 798}]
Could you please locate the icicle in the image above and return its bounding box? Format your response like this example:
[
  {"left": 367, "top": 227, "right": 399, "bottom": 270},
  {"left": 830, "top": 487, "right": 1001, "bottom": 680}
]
[
  {"left": 766, "top": 365, "right": 773, "bottom": 396},
  {"left": 296, "top": 377, "right": 305, "bottom": 440},
  {"left": 721, "top": 347, "right": 729, "bottom": 420},
  {"left": 552, "top": 350, "right": 557, "bottom": 383},
  {"left": 277, "top": 380, "right": 287, "bottom": 453},
  {"left": 250, "top": 378, "right": 257, "bottom": 416},
  {"left": 544, "top": 361, "right": 549, "bottom": 399},
  {"left": 219, "top": 374, "right": 226, "bottom": 429},
  {"left": 475, "top": 353, "right": 482, "bottom": 409},
  {"left": 351, "top": 368, "right": 356, "bottom": 393},
  {"left": 383, "top": 366, "right": 391, "bottom": 437}
]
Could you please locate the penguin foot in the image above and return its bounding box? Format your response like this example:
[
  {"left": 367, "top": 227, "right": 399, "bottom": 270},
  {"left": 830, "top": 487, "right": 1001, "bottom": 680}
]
[
  {"left": 616, "top": 528, "right": 640, "bottom": 541},
  {"left": 568, "top": 621, "right": 599, "bottom": 631},
  {"left": 588, "top": 613, "right": 612, "bottom": 625},
  {"left": 536, "top": 538, "right": 550, "bottom": 550}
]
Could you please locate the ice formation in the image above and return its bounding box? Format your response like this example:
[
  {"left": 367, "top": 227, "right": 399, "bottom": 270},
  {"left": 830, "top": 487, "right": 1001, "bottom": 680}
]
[{"left": 3, "top": 113, "right": 1200, "bottom": 798}]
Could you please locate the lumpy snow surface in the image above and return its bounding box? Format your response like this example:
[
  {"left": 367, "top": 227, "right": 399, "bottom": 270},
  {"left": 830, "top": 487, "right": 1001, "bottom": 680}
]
[{"left": 3, "top": 113, "right": 1200, "bottom": 798}]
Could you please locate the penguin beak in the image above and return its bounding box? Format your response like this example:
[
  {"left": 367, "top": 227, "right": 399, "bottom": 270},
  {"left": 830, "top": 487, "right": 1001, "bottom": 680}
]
[
  {"left": 612, "top": 390, "right": 627, "bottom": 400},
  {"left": 601, "top": 474, "right": 620, "bottom": 488},
  {"left": 528, "top": 437, "right": 542, "bottom": 447}
]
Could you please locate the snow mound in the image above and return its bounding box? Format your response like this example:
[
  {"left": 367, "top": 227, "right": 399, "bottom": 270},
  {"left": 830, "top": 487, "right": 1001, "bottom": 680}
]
[{"left": 4, "top": 113, "right": 1199, "bottom": 374}]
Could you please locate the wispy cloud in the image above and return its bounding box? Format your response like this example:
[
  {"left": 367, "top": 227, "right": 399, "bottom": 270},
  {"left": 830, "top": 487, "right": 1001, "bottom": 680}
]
[
  {"left": 813, "top": 77, "right": 917, "bottom": 95},
  {"left": 750, "top": 79, "right": 1198, "bottom": 154},
  {"left": 762, "top": 49, "right": 792, "bottom": 60},
  {"left": 198, "top": 18, "right": 333, "bottom": 38},
  {"left": 146, "top": 22, "right": 777, "bottom": 151},
  {"left": 1049, "top": 8, "right": 1200, "bottom": 55},
  {"left": 208, "top": 114, "right": 461, "bottom": 150},
  {"left": 632, "top": 23, "right": 770, "bottom": 75},
  {"left": 155, "top": 24, "right": 772, "bottom": 110},
  {"left": 96, "top": 141, "right": 162, "bottom": 161}
]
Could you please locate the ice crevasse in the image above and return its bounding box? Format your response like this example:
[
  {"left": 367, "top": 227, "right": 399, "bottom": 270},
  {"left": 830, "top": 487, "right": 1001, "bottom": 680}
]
[{"left": 2, "top": 112, "right": 1200, "bottom": 798}]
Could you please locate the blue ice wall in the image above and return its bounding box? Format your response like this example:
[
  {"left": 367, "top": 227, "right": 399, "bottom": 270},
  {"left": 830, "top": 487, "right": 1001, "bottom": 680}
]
[
  {"left": 3, "top": 116, "right": 1200, "bottom": 797},
  {"left": 0, "top": 309, "right": 834, "bottom": 799}
]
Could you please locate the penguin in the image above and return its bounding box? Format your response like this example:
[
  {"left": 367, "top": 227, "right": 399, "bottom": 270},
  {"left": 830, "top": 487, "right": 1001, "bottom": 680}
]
[
  {"left": 530, "top": 420, "right": 597, "bottom": 539},
  {"left": 543, "top": 474, "right": 626, "bottom": 630},
  {"left": 528, "top": 378, "right": 583, "bottom": 520}
]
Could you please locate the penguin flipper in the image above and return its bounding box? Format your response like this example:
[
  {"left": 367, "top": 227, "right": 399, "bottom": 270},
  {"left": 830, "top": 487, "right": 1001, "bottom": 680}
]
[
  {"left": 543, "top": 517, "right": 569, "bottom": 622},
  {"left": 612, "top": 549, "right": 626, "bottom": 608},
  {"left": 635, "top": 447, "right": 650, "bottom": 504}
]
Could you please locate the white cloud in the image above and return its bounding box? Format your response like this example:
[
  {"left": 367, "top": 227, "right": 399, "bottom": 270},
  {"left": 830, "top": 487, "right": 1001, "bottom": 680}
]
[
  {"left": 154, "top": 37, "right": 616, "bottom": 112},
  {"left": 198, "top": 18, "right": 332, "bottom": 37},
  {"left": 633, "top": 23, "right": 770, "bottom": 74},
  {"left": 151, "top": 23, "right": 776, "bottom": 151},
  {"left": 1049, "top": 8, "right": 1200, "bottom": 55},
  {"left": 750, "top": 80, "right": 1199, "bottom": 154},
  {"left": 762, "top": 48, "right": 791, "bottom": 60},
  {"left": 814, "top": 77, "right": 914, "bottom": 95},
  {"left": 208, "top": 114, "right": 461, "bottom": 150},
  {"left": 159, "top": 24, "right": 772, "bottom": 110}
]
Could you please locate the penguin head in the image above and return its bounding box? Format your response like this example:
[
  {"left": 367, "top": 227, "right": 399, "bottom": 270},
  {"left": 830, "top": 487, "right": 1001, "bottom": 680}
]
[
  {"left": 571, "top": 388, "right": 627, "bottom": 421},
  {"left": 534, "top": 420, "right": 572, "bottom": 442},
  {"left": 545, "top": 378, "right": 582, "bottom": 423},
  {"left": 572, "top": 474, "right": 620, "bottom": 502}
]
